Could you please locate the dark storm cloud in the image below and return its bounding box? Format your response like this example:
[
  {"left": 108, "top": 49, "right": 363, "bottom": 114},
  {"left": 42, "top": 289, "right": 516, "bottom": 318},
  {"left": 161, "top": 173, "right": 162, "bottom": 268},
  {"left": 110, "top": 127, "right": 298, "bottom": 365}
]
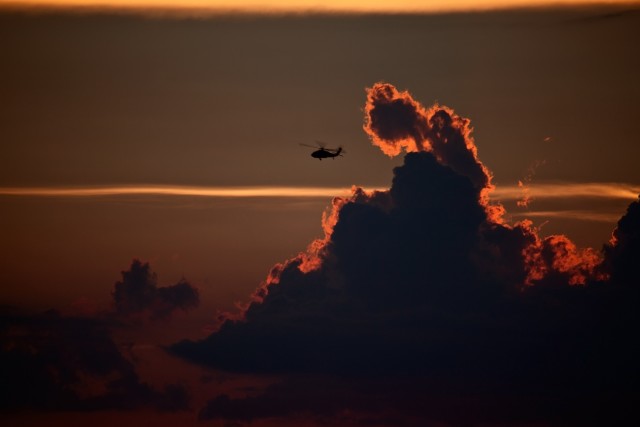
[
  {"left": 113, "top": 259, "right": 199, "bottom": 320},
  {"left": 198, "top": 374, "right": 638, "bottom": 426},
  {"left": 172, "top": 84, "right": 640, "bottom": 425},
  {"left": 0, "top": 260, "right": 197, "bottom": 414},
  {"left": 602, "top": 196, "right": 640, "bottom": 286},
  {"left": 198, "top": 376, "right": 412, "bottom": 424},
  {"left": 0, "top": 310, "right": 190, "bottom": 413}
]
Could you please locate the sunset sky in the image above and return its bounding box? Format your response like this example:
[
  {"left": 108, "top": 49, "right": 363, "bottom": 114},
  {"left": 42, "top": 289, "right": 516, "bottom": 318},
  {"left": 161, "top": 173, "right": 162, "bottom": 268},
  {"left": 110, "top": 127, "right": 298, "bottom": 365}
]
[{"left": 1, "top": 1, "right": 640, "bottom": 426}]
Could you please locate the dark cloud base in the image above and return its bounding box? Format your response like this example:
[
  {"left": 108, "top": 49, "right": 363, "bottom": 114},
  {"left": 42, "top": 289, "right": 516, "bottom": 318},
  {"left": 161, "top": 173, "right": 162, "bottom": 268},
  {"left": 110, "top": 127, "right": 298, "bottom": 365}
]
[
  {"left": 198, "top": 375, "right": 639, "bottom": 427},
  {"left": 172, "top": 84, "right": 640, "bottom": 426},
  {"left": 0, "top": 260, "right": 198, "bottom": 415},
  {"left": 0, "top": 310, "right": 190, "bottom": 413}
]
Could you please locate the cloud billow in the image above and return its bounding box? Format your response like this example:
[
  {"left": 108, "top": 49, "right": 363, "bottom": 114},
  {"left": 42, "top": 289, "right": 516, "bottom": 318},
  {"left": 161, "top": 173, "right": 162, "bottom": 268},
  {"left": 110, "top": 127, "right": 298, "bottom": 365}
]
[
  {"left": 364, "top": 82, "right": 491, "bottom": 191},
  {"left": 172, "top": 83, "right": 640, "bottom": 425},
  {"left": 113, "top": 259, "right": 199, "bottom": 320},
  {"left": 0, "top": 260, "right": 200, "bottom": 414},
  {"left": 0, "top": 310, "right": 190, "bottom": 413}
]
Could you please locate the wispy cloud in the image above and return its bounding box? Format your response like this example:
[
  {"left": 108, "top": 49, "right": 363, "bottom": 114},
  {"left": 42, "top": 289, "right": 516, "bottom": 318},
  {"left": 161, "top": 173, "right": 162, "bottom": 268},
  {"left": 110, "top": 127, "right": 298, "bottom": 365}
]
[
  {"left": 491, "top": 182, "right": 640, "bottom": 201},
  {"left": 0, "top": 185, "right": 358, "bottom": 198},
  {"left": 3, "top": 0, "right": 636, "bottom": 15},
  {"left": 509, "top": 210, "right": 622, "bottom": 223},
  {"left": 1, "top": 182, "right": 637, "bottom": 201}
]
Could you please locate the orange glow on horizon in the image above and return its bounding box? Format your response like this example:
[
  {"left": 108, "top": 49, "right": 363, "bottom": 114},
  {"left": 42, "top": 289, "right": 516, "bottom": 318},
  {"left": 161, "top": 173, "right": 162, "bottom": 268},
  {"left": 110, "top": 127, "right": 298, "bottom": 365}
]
[{"left": 1, "top": 0, "right": 636, "bottom": 14}]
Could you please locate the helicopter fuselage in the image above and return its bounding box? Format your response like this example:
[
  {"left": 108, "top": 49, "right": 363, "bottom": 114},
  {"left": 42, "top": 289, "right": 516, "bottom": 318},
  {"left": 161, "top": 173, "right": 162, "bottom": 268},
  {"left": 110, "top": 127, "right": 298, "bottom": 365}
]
[{"left": 311, "top": 147, "right": 342, "bottom": 160}]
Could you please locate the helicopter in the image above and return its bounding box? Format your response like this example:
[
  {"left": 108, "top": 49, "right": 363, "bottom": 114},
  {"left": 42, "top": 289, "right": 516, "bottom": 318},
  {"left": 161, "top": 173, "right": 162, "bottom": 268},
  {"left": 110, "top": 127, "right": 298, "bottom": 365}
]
[{"left": 300, "top": 142, "right": 344, "bottom": 160}]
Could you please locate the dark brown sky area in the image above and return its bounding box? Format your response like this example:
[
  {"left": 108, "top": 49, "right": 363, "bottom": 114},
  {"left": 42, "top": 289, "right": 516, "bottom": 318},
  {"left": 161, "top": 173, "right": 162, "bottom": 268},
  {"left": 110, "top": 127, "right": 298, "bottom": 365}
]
[
  {"left": 1, "top": 5, "right": 640, "bottom": 427},
  {"left": 1, "top": 6, "right": 639, "bottom": 308},
  {"left": 1, "top": 8, "right": 639, "bottom": 187}
]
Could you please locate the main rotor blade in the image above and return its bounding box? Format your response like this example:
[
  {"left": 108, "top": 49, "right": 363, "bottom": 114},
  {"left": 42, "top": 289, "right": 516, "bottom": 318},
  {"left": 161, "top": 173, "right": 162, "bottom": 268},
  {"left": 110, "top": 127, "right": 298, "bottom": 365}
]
[
  {"left": 326, "top": 146, "right": 344, "bottom": 153},
  {"left": 299, "top": 143, "right": 320, "bottom": 149}
]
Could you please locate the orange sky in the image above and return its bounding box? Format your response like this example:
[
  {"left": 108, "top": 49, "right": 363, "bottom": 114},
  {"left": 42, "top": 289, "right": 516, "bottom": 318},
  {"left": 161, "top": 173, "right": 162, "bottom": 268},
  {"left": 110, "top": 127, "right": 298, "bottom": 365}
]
[
  {"left": 1, "top": 5, "right": 639, "bottom": 425},
  {"left": 3, "top": 0, "right": 638, "bottom": 13}
]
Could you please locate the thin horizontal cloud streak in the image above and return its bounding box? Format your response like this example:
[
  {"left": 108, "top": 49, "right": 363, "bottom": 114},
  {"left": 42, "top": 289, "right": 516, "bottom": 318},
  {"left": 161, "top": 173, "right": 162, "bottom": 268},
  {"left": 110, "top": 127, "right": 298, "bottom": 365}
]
[
  {"left": 510, "top": 210, "right": 624, "bottom": 223},
  {"left": 1, "top": 182, "right": 638, "bottom": 200},
  {"left": 4, "top": 0, "right": 638, "bottom": 15},
  {"left": 492, "top": 182, "right": 640, "bottom": 201},
  {"left": 0, "top": 185, "right": 362, "bottom": 198}
]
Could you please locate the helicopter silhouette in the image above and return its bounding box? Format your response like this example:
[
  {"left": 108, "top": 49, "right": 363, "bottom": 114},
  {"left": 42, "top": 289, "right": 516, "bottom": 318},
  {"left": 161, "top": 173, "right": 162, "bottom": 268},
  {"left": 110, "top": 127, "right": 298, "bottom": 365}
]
[{"left": 300, "top": 142, "right": 344, "bottom": 160}]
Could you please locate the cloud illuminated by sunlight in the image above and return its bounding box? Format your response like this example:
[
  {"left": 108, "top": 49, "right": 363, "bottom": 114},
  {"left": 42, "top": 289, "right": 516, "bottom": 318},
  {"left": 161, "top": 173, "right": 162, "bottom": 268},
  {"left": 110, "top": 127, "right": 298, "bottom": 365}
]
[
  {"left": 0, "top": 185, "right": 358, "bottom": 198},
  {"left": 1, "top": 182, "right": 638, "bottom": 200},
  {"left": 491, "top": 182, "right": 640, "bottom": 201},
  {"left": 509, "top": 210, "right": 623, "bottom": 223},
  {"left": 1, "top": 183, "right": 636, "bottom": 223},
  {"left": 2, "top": 0, "right": 637, "bottom": 14}
]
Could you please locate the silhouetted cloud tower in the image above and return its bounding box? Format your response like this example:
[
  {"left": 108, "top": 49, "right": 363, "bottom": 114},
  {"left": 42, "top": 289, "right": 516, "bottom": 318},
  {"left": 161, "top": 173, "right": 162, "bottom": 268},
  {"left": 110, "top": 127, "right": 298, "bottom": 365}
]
[
  {"left": 173, "top": 83, "right": 640, "bottom": 426},
  {"left": 113, "top": 259, "right": 199, "bottom": 320}
]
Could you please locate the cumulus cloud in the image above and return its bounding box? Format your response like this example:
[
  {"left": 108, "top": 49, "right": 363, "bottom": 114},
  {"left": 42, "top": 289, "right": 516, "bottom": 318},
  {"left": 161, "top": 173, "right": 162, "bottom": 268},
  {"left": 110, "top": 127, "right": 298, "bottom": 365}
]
[
  {"left": 0, "top": 260, "right": 199, "bottom": 415},
  {"left": 0, "top": 309, "right": 190, "bottom": 413},
  {"left": 602, "top": 196, "right": 640, "bottom": 286},
  {"left": 172, "top": 83, "right": 640, "bottom": 425},
  {"left": 364, "top": 82, "right": 491, "bottom": 192},
  {"left": 113, "top": 259, "right": 199, "bottom": 320}
]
